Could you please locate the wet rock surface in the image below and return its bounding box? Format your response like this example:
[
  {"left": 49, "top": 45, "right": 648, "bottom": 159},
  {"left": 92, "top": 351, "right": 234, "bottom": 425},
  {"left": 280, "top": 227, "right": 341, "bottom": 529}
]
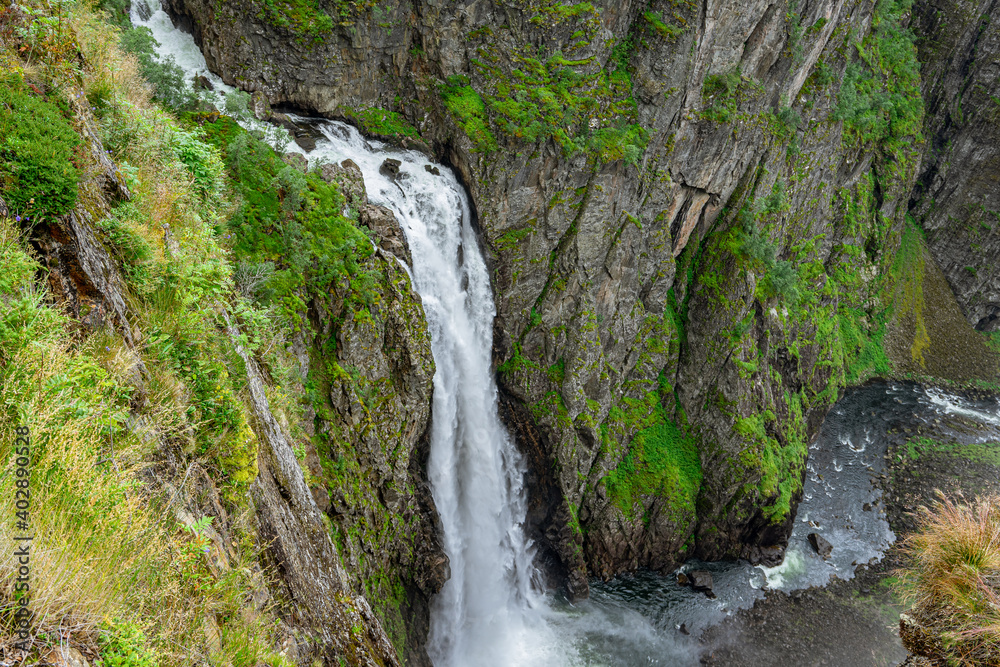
[{"left": 807, "top": 533, "right": 833, "bottom": 560}]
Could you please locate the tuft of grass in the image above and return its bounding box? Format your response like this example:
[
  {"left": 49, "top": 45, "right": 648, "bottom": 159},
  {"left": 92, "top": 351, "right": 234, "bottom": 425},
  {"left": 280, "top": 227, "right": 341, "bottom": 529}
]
[
  {"left": 899, "top": 494, "right": 1000, "bottom": 665},
  {"left": 643, "top": 10, "right": 685, "bottom": 40}
]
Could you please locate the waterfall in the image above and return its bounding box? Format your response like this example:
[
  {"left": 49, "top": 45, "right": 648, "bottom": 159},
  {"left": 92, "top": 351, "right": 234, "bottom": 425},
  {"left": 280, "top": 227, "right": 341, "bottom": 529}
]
[
  {"left": 123, "top": 4, "right": 715, "bottom": 663},
  {"left": 303, "top": 123, "right": 557, "bottom": 666}
]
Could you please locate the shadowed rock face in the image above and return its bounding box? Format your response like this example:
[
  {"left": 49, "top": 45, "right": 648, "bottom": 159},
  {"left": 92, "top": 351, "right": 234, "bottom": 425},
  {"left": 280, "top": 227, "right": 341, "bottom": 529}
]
[
  {"left": 165, "top": 0, "right": 998, "bottom": 614},
  {"left": 910, "top": 0, "right": 1000, "bottom": 333}
]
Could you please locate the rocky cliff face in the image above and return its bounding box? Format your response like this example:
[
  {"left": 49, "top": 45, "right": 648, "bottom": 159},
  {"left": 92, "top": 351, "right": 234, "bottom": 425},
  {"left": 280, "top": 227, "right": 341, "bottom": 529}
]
[
  {"left": 161, "top": 0, "right": 948, "bottom": 600},
  {"left": 910, "top": 0, "right": 1000, "bottom": 332},
  {"left": 289, "top": 162, "right": 447, "bottom": 665}
]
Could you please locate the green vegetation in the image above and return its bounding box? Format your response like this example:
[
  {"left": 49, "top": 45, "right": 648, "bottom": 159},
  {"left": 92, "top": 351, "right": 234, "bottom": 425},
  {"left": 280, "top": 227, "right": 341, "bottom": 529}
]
[
  {"left": 735, "top": 180, "right": 803, "bottom": 305},
  {"left": 604, "top": 408, "right": 702, "bottom": 522},
  {"left": 192, "top": 111, "right": 378, "bottom": 319},
  {"left": 441, "top": 40, "right": 649, "bottom": 163},
  {"left": 643, "top": 9, "right": 685, "bottom": 40},
  {"left": 598, "top": 310, "right": 701, "bottom": 523},
  {"left": 94, "top": 0, "right": 193, "bottom": 107},
  {"left": 701, "top": 66, "right": 762, "bottom": 124},
  {"left": 98, "top": 621, "right": 161, "bottom": 667},
  {"left": 258, "top": 0, "right": 333, "bottom": 38},
  {"left": 0, "top": 74, "right": 81, "bottom": 221},
  {"left": 118, "top": 27, "right": 194, "bottom": 108},
  {"left": 901, "top": 437, "right": 1000, "bottom": 467},
  {"left": 337, "top": 105, "right": 422, "bottom": 141},
  {"left": 441, "top": 75, "right": 498, "bottom": 152},
  {"left": 899, "top": 495, "right": 1000, "bottom": 665},
  {"left": 0, "top": 0, "right": 372, "bottom": 662},
  {"left": 833, "top": 0, "right": 923, "bottom": 161}
]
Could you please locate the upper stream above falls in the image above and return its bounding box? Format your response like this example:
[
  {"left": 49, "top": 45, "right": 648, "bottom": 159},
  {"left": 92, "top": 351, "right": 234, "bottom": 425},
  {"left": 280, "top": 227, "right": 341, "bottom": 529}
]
[{"left": 129, "top": 2, "right": 1000, "bottom": 663}]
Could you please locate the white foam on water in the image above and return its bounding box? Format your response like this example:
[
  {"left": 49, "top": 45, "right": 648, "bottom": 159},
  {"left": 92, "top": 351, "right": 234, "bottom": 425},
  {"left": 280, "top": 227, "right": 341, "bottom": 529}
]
[{"left": 925, "top": 386, "right": 1000, "bottom": 427}]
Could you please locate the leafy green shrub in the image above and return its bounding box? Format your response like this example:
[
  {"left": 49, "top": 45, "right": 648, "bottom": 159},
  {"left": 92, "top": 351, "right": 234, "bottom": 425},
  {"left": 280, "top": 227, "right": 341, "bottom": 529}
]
[
  {"left": 195, "top": 115, "right": 377, "bottom": 315},
  {"left": 586, "top": 124, "right": 649, "bottom": 165},
  {"left": 734, "top": 182, "right": 803, "bottom": 305},
  {"left": 833, "top": 0, "right": 922, "bottom": 154},
  {"left": 99, "top": 621, "right": 160, "bottom": 667},
  {"left": 760, "top": 179, "right": 788, "bottom": 214},
  {"left": 172, "top": 130, "right": 226, "bottom": 204},
  {"left": 810, "top": 59, "right": 834, "bottom": 88},
  {"left": 763, "top": 259, "right": 801, "bottom": 304},
  {"left": 775, "top": 104, "right": 802, "bottom": 137},
  {"left": 0, "top": 74, "right": 81, "bottom": 222}
]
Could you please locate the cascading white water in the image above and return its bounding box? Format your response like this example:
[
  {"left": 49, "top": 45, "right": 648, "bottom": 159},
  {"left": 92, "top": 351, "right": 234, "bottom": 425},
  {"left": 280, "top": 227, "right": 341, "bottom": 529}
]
[
  {"left": 122, "top": 6, "right": 682, "bottom": 663},
  {"left": 301, "top": 123, "right": 563, "bottom": 666}
]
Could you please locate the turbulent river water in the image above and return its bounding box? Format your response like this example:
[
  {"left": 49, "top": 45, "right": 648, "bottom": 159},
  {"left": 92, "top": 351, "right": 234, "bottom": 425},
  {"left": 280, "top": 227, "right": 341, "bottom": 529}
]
[{"left": 130, "top": 6, "right": 1000, "bottom": 664}]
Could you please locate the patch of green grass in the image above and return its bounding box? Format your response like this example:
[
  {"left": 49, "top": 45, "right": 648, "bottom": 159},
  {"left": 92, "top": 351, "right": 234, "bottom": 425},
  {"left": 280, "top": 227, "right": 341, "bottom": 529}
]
[
  {"left": 602, "top": 357, "right": 702, "bottom": 523},
  {"left": 604, "top": 416, "right": 702, "bottom": 520},
  {"left": 441, "top": 75, "right": 498, "bottom": 152},
  {"left": 338, "top": 106, "right": 421, "bottom": 141},
  {"left": 495, "top": 226, "right": 533, "bottom": 252},
  {"left": 733, "top": 403, "right": 809, "bottom": 524},
  {"left": 903, "top": 437, "right": 1000, "bottom": 467},
  {"left": 257, "top": 0, "right": 333, "bottom": 37},
  {"left": 643, "top": 9, "right": 685, "bottom": 40}
]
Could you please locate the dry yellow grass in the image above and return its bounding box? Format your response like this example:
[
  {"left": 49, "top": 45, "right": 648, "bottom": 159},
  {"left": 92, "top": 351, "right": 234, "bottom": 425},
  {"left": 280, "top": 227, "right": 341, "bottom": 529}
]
[{"left": 900, "top": 493, "right": 1000, "bottom": 665}]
